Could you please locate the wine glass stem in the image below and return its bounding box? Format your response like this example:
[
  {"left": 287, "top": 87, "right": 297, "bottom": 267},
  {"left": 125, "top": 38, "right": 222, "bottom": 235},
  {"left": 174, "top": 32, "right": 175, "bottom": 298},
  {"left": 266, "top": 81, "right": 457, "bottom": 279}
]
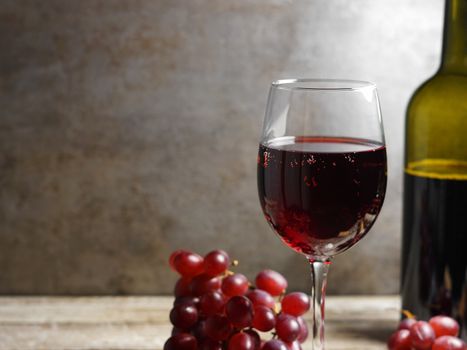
[{"left": 309, "top": 259, "right": 330, "bottom": 350}]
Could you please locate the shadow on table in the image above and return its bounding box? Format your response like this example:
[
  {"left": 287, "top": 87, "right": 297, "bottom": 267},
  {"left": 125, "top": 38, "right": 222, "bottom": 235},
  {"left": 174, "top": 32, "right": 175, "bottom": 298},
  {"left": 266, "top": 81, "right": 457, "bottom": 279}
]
[
  {"left": 346, "top": 327, "right": 394, "bottom": 342},
  {"left": 330, "top": 320, "right": 396, "bottom": 343}
]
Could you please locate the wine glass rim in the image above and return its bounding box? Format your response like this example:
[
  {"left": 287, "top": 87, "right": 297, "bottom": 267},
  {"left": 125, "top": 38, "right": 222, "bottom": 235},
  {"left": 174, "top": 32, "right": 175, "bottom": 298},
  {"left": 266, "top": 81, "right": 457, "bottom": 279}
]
[{"left": 271, "top": 79, "right": 376, "bottom": 91}]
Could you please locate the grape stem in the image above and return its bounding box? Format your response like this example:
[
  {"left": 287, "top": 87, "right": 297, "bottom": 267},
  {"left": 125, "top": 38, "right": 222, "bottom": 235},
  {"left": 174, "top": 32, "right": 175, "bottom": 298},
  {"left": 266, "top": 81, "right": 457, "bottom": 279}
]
[
  {"left": 309, "top": 259, "right": 331, "bottom": 350},
  {"left": 401, "top": 309, "right": 416, "bottom": 319}
]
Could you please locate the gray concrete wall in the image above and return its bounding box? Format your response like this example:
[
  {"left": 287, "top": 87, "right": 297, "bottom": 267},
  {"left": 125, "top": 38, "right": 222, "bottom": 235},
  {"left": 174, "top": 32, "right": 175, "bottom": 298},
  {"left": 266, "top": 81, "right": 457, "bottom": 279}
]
[{"left": 0, "top": 0, "right": 443, "bottom": 294}]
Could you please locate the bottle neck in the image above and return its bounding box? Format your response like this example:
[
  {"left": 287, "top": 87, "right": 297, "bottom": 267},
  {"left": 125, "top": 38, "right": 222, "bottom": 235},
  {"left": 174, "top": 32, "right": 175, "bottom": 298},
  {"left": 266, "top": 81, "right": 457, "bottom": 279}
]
[{"left": 440, "top": 0, "right": 467, "bottom": 74}]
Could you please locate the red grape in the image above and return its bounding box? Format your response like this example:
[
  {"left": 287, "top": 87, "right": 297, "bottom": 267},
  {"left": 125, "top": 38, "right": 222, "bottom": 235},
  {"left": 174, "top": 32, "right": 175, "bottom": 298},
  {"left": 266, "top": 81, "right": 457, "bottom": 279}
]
[
  {"left": 190, "top": 274, "right": 222, "bottom": 296},
  {"left": 281, "top": 292, "right": 310, "bottom": 316},
  {"left": 410, "top": 321, "right": 435, "bottom": 350},
  {"left": 296, "top": 316, "right": 308, "bottom": 343},
  {"left": 169, "top": 304, "right": 198, "bottom": 330},
  {"left": 246, "top": 289, "right": 275, "bottom": 309},
  {"left": 398, "top": 318, "right": 417, "bottom": 331},
  {"left": 222, "top": 273, "right": 249, "bottom": 297},
  {"left": 164, "top": 333, "right": 197, "bottom": 350},
  {"left": 432, "top": 336, "right": 467, "bottom": 350},
  {"left": 226, "top": 296, "right": 254, "bottom": 328},
  {"left": 169, "top": 250, "right": 189, "bottom": 271},
  {"left": 252, "top": 305, "right": 276, "bottom": 331},
  {"left": 199, "top": 338, "right": 223, "bottom": 350},
  {"left": 429, "top": 315, "right": 460, "bottom": 338},
  {"left": 387, "top": 329, "right": 412, "bottom": 350},
  {"left": 174, "top": 278, "right": 192, "bottom": 297},
  {"left": 174, "top": 296, "right": 199, "bottom": 308},
  {"left": 192, "top": 319, "right": 208, "bottom": 339},
  {"left": 261, "top": 339, "right": 288, "bottom": 350},
  {"left": 255, "top": 269, "right": 288, "bottom": 296},
  {"left": 199, "top": 291, "right": 225, "bottom": 316},
  {"left": 275, "top": 313, "right": 300, "bottom": 343},
  {"left": 228, "top": 333, "right": 255, "bottom": 350},
  {"left": 205, "top": 314, "right": 233, "bottom": 341},
  {"left": 174, "top": 251, "right": 204, "bottom": 277},
  {"left": 244, "top": 329, "right": 261, "bottom": 349},
  {"left": 204, "top": 250, "right": 230, "bottom": 277}
]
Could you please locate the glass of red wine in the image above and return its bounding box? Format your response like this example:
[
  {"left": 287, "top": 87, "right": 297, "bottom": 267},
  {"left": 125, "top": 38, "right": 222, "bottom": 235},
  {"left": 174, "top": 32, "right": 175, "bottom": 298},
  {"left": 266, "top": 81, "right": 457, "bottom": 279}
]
[{"left": 257, "top": 79, "right": 387, "bottom": 349}]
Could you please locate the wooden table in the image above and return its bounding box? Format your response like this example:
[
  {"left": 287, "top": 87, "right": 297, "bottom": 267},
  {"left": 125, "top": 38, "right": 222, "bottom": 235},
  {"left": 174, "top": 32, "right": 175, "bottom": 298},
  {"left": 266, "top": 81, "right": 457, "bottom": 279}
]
[{"left": 0, "top": 296, "right": 399, "bottom": 350}]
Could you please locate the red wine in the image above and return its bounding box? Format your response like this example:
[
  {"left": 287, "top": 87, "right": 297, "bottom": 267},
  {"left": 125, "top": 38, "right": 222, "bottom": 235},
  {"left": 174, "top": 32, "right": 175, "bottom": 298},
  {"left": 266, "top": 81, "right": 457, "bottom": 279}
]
[
  {"left": 402, "top": 163, "right": 467, "bottom": 337},
  {"left": 257, "top": 136, "right": 387, "bottom": 259}
]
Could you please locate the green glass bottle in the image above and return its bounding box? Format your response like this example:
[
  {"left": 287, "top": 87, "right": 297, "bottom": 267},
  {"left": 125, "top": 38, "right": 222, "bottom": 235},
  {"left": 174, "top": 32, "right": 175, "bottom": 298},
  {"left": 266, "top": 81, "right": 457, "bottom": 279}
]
[{"left": 402, "top": 0, "right": 467, "bottom": 338}]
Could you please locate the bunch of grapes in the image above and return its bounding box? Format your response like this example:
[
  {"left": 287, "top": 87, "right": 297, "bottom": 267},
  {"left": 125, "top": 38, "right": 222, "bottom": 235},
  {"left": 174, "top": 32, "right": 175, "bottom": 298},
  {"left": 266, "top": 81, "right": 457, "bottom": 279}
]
[
  {"left": 165, "top": 249, "right": 310, "bottom": 350},
  {"left": 388, "top": 313, "right": 466, "bottom": 350}
]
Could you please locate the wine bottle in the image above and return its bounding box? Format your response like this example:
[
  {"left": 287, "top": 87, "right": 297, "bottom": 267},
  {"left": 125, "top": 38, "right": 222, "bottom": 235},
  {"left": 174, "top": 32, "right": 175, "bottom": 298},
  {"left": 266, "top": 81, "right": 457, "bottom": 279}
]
[{"left": 402, "top": 0, "right": 467, "bottom": 339}]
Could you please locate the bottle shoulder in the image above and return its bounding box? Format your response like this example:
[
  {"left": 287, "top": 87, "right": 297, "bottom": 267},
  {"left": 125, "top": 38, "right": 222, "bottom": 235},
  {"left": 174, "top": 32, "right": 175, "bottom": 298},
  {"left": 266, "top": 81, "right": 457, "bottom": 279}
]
[
  {"left": 408, "top": 73, "right": 467, "bottom": 116},
  {"left": 405, "top": 73, "right": 467, "bottom": 164}
]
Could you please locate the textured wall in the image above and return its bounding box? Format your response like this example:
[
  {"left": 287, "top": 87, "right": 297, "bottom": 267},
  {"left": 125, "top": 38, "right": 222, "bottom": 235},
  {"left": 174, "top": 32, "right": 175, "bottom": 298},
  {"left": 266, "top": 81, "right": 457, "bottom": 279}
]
[{"left": 0, "top": 0, "right": 443, "bottom": 294}]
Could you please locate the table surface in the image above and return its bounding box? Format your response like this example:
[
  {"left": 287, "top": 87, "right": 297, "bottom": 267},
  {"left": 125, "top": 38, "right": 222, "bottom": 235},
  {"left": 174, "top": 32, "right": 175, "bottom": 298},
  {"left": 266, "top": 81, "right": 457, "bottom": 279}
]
[{"left": 0, "top": 295, "right": 399, "bottom": 350}]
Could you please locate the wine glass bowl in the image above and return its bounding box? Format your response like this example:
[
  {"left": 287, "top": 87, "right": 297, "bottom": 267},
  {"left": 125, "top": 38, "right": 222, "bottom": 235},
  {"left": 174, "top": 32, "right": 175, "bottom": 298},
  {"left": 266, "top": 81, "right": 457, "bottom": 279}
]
[
  {"left": 257, "top": 79, "right": 387, "bottom": 349},
  {"left": 257, "top": 136, "right": 387, "bottom": 260}
]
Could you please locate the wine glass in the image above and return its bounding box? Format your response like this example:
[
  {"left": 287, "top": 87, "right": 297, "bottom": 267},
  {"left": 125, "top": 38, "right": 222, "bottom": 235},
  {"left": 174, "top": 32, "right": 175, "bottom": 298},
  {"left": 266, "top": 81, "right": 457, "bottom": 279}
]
[{"left": 257, "top": 79, "right": 387, "bottom": 349}]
